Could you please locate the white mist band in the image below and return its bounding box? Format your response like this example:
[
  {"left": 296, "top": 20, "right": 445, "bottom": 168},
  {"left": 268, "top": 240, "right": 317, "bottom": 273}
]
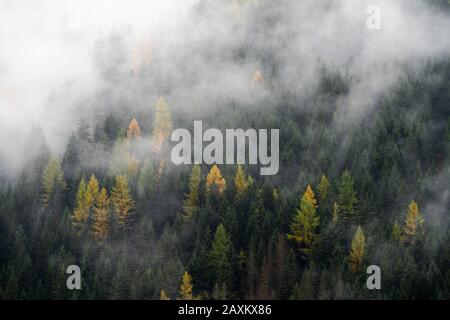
[{"left": 171, "top": 121, "right": 279, "bottom": 176}]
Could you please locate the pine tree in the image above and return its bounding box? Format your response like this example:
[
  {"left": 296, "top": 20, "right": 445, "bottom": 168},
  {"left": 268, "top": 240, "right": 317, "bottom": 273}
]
[
  {"left": 206, "top": 165, "right": 226, "bottom": 194},
  {"left": 179, "top": 271, "right": 194, "bottom": 300},
  {"left": 127, "top": 118, "right": 142, "bottom": 141},
  {"left": 401, "top": 200, "right": 425, "bottom": 244},
  {"left": 92, "top": 187, "right": 109, "bottom": 242},
  {"left": 210, "top": 224, "right": 234, "bottom": 289},
  {"left": 332, "top": 201, "right": 339, "bottom": 224},
  {"left": 41, "top": 156, "right": 67, "bottom": 207},
  {"left": 138, "top": 159, "right": 156, "bottom": 197},
  {"left": 72, "top": 177, "right": 88, "bottom": 234},
  {"left": 152, "top": 97, "right": 173, "bottom": 152},
  {"left": 337, "top": 170, "right": 358, "bottom": 223},
  {"left": 349, "top": 226, "right": 365, "bottom": 272},
  {"left": 287, "top": 185, "right": 320, "bottom": 256},
  {"left": 234, "top": 165, "right": 252, "bottom": 198},
  {"left": 392, "top": 220, "right": 402, "bottom": 242},
  {"left": 318, "top": 175, "right": 330, "bottom": 202},
  {"left": 111, "top": 175, "right": 135, "bottom": 229},
  {"left": 183, "top": 165, "right": 201, "bottom": 219}
]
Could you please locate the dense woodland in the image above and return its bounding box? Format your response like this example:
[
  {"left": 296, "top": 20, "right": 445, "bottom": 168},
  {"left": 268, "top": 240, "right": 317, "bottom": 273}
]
[{"left": 1, "top": 0, "right": 450, "bottom": 299}]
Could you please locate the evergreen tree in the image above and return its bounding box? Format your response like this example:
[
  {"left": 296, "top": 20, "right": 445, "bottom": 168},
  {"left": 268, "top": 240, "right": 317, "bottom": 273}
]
[
  {"left": 318, "top": 175, "right": 330, "bottom": 202},
  {"left": 210, "top": 224, "right": 234, "bottom": 291},
  {"left": 337, "top": 170, "right": 358, "bottom": 223},
  {"left": 41, "top": 156, "right": 67, "bottom": 207},
  {"left": 183, "top": 165, "right": 201, "bottom": 219},
  {"left": 72, "top": 176, "right": 88, "bottom": 235}
]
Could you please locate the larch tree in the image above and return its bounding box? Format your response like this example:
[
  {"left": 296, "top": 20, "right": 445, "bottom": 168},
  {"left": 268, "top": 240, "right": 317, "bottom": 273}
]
[
  {"left": 392, "top": 220, "right": 402, "bottom": 242},
  {"left": 234, "top": 165, "right": 252, "bottom": 199},
  {"left": 206, "top": 165, "right": 226, "bottom": 194},
  {"left": 182, "top": 165, "right": 201, "bottom": 219},
  {"left": 401, "top": 200, "right": 425, "bottom": 244},
  {"left": 305, "top": 184, "right": 318, "bottom": 208},
  {"left": 349, "top": 226, "right": 365, "bottom": 272},
  {"left": 92, "top": 187, "right": 109, "bottom": 242},
  {"left": 41, "top": 156, "right": 67, "bottom": 207},
  {"left": 251, "top": 69, "right": 264, "bottom": 88},
  {"left": 152, "top": 97, "right": 173, "bottom": 153},
  {"left": 111, "top": 175, "right": 135, "bottom": 230},
  {"left": 126, "top": 118, "right": 142, "bottom": 141},
  {"left": 287, "top": 185, "right": 320, "bottom": 256},
  {"left": 332, "top": 201, "right": 339, "bottom": 224},
  {"left": 179, "top": 271, "right": 194, "bottom": 300},
  {"left": 160, "top": 289, "right": 170, "bottom": 300},
  {"left": 337, "top": 170, "right": 358, "bottom": 223}
]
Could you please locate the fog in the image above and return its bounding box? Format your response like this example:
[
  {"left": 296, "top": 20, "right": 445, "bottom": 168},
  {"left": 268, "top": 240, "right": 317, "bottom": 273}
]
[{"left": 0, "top": 0, "right": 449, "bottom": 177}]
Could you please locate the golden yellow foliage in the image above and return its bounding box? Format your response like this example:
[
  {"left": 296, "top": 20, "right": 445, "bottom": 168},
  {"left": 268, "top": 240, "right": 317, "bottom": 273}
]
[
  {"left": 206, "top": 165, "right": 226, "bottom": 194},
  {"left": 179, "top": 271, "right": 194, "bottom": 300},
  {"left": 234, "top": 165, "right": 252, "bottom": 198},
  {"left": 160, "top": 289, "right": 170, "bottom": 300},
  {"left": 401, "top": 200, "right": 425, "bottom": 244},
  {"left": 111, "top": 175, "right": 135, "bottom": 229},
  {"left": 349, "top": 226, "right": 365, "bottom": 272},
  {"left": 127, "top": 118, "right": 142, "bottom": 141},
  {"left": 92, "top": 187, "right": 109, "bottom": 242},
  {"left": 251, "top": 69, "right": 264, "bottom": 88}
]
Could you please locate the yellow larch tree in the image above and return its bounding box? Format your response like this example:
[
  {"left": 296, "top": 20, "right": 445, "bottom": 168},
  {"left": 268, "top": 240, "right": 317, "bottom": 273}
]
[
  {"left": 111, "top": 175, "right": 135, "bottom": 229},
  {"left": 349, "top": 226, "right": 365, "bottom": 272},
  {"left": 127, "top": 118, "right": 142, "bottom": 141},
  {"left": 92, "top": 187, "right": 109, "bottom": 242},
  {"left": 179, "top": 271, "right": 194, "bottom": 300},
  {"left": 287, "top": 185, "right": 320, "bottom": 256},
  {"left": 251, "top": 69, "right": 264, "bottom": 88},
  {"left": 401, "top": 200, "right": 425, "bottom": 244},
  {"left": 152, "top": 97, "right": 173, "bottom": 152},
  {"left": 304, "top": 184, "right": 317, "bottom": 208},
  {"left": 234, "top": 165, "right": 252, "bottom": 198},
  {"left": 160, "top": 289, "right": 170, "bottom": 300},
  {"left": 206, "top": 165, "right": 226, "bottom": 194}
]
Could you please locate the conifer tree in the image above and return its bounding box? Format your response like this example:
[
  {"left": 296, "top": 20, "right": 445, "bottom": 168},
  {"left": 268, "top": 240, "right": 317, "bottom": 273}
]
[
  {"left": 234, "top": 165, "right": 252, "bottom": 198},
  {"left": 111, "top": 175, "right": 135, "bottom": 229},
  {"left": 210, "top": 224, "right": 234, "bottom": 290},
  {"left": 183, "top": 165, "right": 201, "bottom": 219},
  {"left": 92, "top": 187, "right": 109, "bottom": 242},
  {"left": 305, "top": 184, "right": 317, "bottom": 208},
  {"left": 160, "top": 289, "right": 170, "bottom": 300},
  {"left": 179, "top": 271, "right": 194, "bottom": 300},
  {"left": 401, "top": 200, "right": 425, "bottom": 244},
  {"left": 251, "top": 69, "right": 264, "bottom": 88},
  {"left": 127, "top": 118, "right": 142, "bottom": 141},
  {"left": 392, "top": 220, "right": 402, "bottom": 242},
  {"left": 337, "top": 170, "right": 358, "bottom": 222},
  {"left": 349, "top": 226, "right": 365, "bottom": 272},
  {"left": 72, "top": 176, "right": 88, "bottom": 234},
  {"left": 86, "top": 175, "right": 100, "bottom": 207},
  {"left": 206, "top": 165, "right": 226, "bottom": 194},
  {"left": 41, "top": 156, "right": 67, "bottom": 207},
  {"left": 287, "top": 185, "right": 320, "bottom": 256},
  {"left": 332, "top": 201, "right": 339, "bottom": 224},
  {"left": 152, "top": 97, "right": 173, "bottom": 152},
  {"left": 318, "top": 175, "right": 330, "bottom": 202}
]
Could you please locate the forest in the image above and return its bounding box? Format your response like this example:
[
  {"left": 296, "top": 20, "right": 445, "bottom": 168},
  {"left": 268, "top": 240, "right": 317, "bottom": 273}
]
[{"left": 0, "top": 0, "right": 450, "bottom": 300}]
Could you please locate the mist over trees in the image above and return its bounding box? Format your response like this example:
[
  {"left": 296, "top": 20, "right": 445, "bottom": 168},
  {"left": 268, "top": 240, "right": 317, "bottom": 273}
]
[{"left": 0, "top": 0, "right": 450, "bottom": 299}]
